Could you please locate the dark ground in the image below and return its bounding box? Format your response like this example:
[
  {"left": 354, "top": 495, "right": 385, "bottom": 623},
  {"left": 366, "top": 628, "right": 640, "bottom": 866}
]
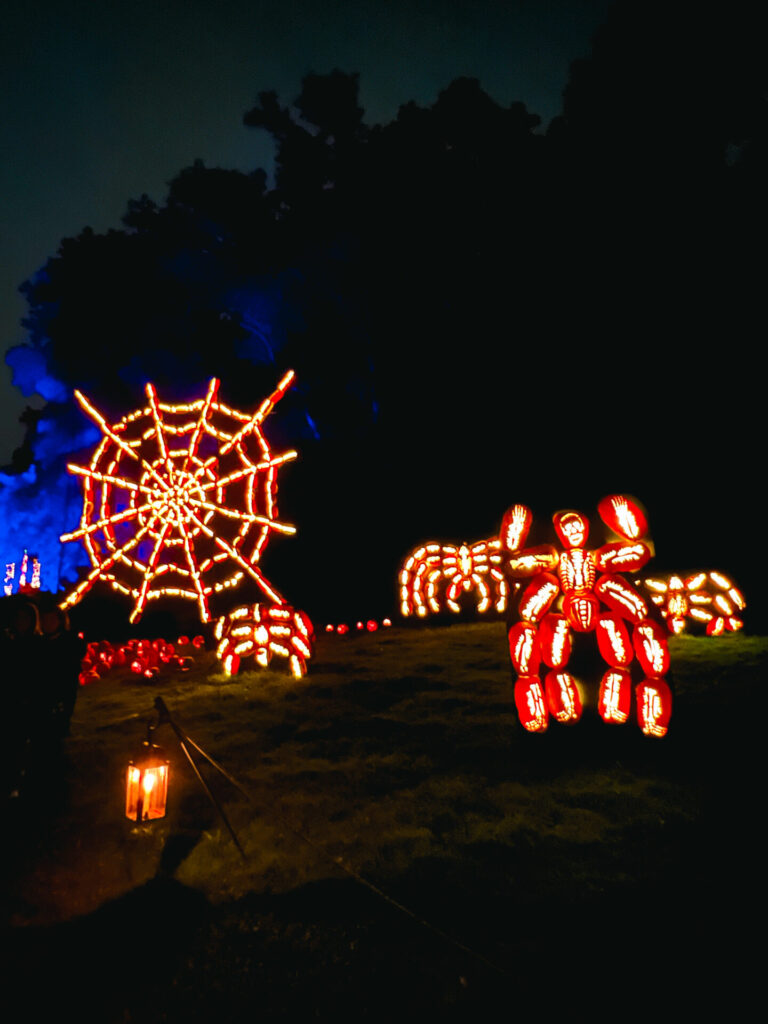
[{"left": 5, "top": 624, "right": 764, "bottom": 1022}]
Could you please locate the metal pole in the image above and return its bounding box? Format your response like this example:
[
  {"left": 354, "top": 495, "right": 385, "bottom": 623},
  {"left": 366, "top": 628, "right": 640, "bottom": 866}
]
[{"left": 154, "top": 697, "right": 248, "bottom": 860}]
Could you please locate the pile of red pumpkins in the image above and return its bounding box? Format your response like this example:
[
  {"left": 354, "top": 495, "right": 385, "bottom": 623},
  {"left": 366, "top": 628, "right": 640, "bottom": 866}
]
[{"left": 78, "top": 634, "right": 206, "bottom": 686}]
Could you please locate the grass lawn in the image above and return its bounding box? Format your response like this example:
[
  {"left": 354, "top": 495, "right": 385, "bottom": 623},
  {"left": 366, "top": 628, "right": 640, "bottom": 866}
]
[{"left": 7, "top": 623, "right": 766, "bottom": 1021}]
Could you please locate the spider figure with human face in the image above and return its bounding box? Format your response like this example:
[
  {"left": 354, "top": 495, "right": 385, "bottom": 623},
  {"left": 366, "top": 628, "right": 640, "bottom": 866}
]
[{"left": 501, "top": 495, "right": 671, "bottom": 738}]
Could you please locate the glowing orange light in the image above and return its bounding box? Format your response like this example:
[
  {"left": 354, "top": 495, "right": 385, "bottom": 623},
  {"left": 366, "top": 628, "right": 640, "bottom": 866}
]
[
  {"left": 595, "top": 613, "right": 632, "bottom": 668},
  {"left": 595, "top": 541, "right": 651, "bottom": 573},
  {"left": 633, "top": 620, "right": 670, "bottom": 676},
  {"left": 505, "top": 544, "right": 559, "bottom": 576},
  {"left": 501, "top": 504, "right": 532, "bottom": 553},
  {"left": 514, "top": 676, "right": 549, "bottom": 733},
  {"left": 215, "top": 602, "right": 314, "bottom": 678},
  {"left": 539, "top": 613, "right": 571, "bottom": 669},
  {"left": 60, "top": 372, "right": 297, "bottom": 623},
  {"left": 508, "top": 622, "right": 541, "bottom": 676},
  {"left": 501, "top": 496, "right": 670, "bottom": 736},
  {"left": 553, "top": 511, "right": 588, "bottom": 550},
  {"left": 519, "top": 573, "right": 560, "bottom": 622},
  {"left": 598, "top": 670, "right": 631, "bottom": 724},
  {"left": 126, "top": 743, "right": 169, "bottom": 821},
  {"left": 595, "top": 574, "right": 648, "bottom": 623},
  {"left": 399, "top": 538, "right": 509, "bottom": 618},
  {"left": 563, "top": 592, "right": 599, "bottom": 632},
  {"left": 597, "top": 495, "right": 648, "bottom": 540},
  {"left": 544, "top": 670, "right": 582, "bottom": 723},
  {"left": 636, "top": 679, "right": 672, "bottom": 738},
  {"left": 642, "top": 571, "right": 746, "bottom": 634}
]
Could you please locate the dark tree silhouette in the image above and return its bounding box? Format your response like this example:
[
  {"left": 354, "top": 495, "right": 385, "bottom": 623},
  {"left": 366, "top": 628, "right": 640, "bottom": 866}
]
[{"left": 7, "top": 5, "right": 767, "bottom": 617}]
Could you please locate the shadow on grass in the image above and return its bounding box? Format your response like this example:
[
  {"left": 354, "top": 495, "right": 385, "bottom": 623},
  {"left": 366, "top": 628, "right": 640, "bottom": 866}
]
[
  {"left": 7, "top": 875, "right": 210, "bottom": 1023},
  {"left": 6, "top": 628, "right": 764, "bottom": 1020},
  {"left": 9, "top": 836, "right": 757, "bottom": 1023}
]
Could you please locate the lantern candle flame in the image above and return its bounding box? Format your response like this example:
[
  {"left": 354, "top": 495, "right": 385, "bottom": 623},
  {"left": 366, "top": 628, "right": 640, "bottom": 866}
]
[{"left": 126, "top": 742, "right": 169, "bottom": 822}]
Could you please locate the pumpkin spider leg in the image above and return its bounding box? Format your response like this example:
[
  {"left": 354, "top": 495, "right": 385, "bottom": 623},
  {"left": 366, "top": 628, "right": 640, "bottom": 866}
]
[
  {"left": 598, "top": 669, "right": 632, "bottom": 723},
  {"left": 514, "top": 674, "right": 549, "bottom": 733},
  {"left": 544, "top": 670, "right": 582, "bottom": 723}
]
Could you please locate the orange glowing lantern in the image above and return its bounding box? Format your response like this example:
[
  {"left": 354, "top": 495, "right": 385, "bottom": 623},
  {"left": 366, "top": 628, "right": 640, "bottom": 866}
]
[{"left": 126, "top": 741, "right": 170, "bottom": 822}]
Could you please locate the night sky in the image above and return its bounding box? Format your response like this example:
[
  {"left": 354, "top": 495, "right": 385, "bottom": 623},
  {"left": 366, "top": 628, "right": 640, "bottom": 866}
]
[
  {"left": 2, "top": 0, "right": 764, "bottom": 629},
  {"left": 1, "top": 0, "right": 611, "bottom": 458}
]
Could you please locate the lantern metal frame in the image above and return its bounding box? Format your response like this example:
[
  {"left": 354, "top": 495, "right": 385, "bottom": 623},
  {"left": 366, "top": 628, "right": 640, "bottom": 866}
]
[
  {"left": 128, "top": 696, "right": 251, "bottom": 858},
  {"left": 126, "top": 731, "right": 170, "bottom": 822}
]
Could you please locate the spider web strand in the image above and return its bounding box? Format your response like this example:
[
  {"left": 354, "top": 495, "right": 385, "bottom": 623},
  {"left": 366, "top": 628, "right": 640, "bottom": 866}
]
[
  {"left": 74, "top": 390, "right": 173, "bottom": 496},
  {"left": 197, "top": 450, "right": 298, "bottom": 493},
  {"left": 185, "top": 507, "right": 284, "bottom": 604},
  {"left": 60, "top": 501, "right": 152, "bottom": 542},
  {"left": 183, "top": 377, "right": 220, "bottom": 474},
  {"left": 186, "top": 495, "right": 295, "bottom": 534},
  {"left": 176, "top": 515, "right": 212, "bottom": 621},
  {"left": 145, "top": 383, "right": 175, "bottom": 482},
  {"left": 218, "top": 370, "right": 295, "bottom": 457},
  {"left": 60, "top": 517, "right": 159, "bottom": 611},
  {"left": 130, "top": 519, "right": 174, "bottom": 623}
]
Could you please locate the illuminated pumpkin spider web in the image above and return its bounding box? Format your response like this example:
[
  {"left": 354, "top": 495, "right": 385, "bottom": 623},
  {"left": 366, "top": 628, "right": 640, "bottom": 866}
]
[{"left": 60, "top": 371, "right": 297, "bottom": 623}]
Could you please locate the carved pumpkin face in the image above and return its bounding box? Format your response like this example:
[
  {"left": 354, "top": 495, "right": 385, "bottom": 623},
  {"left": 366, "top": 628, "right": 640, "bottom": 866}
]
[{"left": 553, "top": 511, "right": 588, "bottom": 549}]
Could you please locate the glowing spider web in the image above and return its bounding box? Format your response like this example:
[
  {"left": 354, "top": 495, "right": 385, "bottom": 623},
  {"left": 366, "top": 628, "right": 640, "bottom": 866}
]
[{"left": 60, "top": 372, "right": 297, "bottom": 623}]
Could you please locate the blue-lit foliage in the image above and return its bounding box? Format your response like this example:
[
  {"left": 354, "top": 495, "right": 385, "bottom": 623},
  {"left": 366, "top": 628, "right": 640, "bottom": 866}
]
[
  {"left": 2, "top": 277, "right": 301, "bottom": 592},
  {"left": 3, "top": 44, "right": 764, "bottom": 618},
  {"left": 0, "top": 457, "right": 95, "bottom": 593}
]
